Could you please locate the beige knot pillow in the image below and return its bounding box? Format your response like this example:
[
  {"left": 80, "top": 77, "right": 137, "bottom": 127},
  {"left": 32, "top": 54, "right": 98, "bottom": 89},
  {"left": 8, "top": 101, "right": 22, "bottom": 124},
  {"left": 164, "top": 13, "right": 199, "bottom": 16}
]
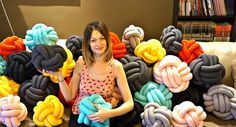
[{"left": 198, "top": 42, "right": 236, "bottom": 88}]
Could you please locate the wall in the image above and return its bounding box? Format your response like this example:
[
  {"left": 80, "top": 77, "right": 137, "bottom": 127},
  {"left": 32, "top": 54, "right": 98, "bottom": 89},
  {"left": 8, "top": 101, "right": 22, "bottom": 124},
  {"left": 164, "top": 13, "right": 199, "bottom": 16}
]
[{"left": 1, "top": 0, "right": 173, "bottom": 41}]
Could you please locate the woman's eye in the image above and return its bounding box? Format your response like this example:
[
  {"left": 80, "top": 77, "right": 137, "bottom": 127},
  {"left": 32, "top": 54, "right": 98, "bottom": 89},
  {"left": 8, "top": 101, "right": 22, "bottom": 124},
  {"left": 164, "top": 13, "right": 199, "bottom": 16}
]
[{"left": 90, "top": 39, "right": 96, "bottom": 43}]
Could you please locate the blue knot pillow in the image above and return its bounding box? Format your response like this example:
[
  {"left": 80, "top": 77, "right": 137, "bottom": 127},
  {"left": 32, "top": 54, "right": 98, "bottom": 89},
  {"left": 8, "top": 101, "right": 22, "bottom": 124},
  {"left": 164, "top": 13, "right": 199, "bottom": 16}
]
[
  {"left": 78, "top": 94, "right": 112, "bottom": 127},
  {"left": 25, "top": 23, "right": 59, "bottom": 51}
]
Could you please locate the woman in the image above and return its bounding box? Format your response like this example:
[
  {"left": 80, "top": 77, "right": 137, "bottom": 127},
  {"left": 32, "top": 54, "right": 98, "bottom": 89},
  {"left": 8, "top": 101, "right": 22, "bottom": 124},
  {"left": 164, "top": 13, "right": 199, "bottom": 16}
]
[{"left": 48, "top": 21, "right": 134, "bottom": 126}]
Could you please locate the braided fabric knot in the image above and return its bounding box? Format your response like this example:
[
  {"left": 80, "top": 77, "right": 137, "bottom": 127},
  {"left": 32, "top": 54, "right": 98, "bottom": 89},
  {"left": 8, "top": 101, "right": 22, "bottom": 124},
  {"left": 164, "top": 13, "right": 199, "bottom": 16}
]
[
  {"left": 153, "top": 55, "right": 192, "bottom": 93},
  {"left": 25, "top": 23, "right": 58, "bottom": 50},
  {"left": 33, "top": 95, "right": 64, "bottom": 127},
  {"left": 134, "top": 81, "right": 173, "bottom": 109},
  {"left": 78, "top": 94, "right": 112, "bottom": 127},
  {"left": 0, "top": 36, "right": 26, "bottom": 60},
  {"left": 109, "top": 32, "right": 127, "bottom": 59},
  {"left": 112, "top": 101, "right": 144, "bottom": 127},
  {"left": 203, "top": 84, "right": 236, "bottom": 120},
  {"left": 160, "top": 25, "right": 182, "bottom": 54},
  {"left": 140, "top": 102, "right": 172, "bottom": 127},
  {"left": 43, "top": 48, "right": 75, "bottom": 83},
  {"left": 134, "top": 39, "right": 166, "bottom": 64},
  {"left": 66, "top": 35, "right": 83, "bottom": 61},
  {"left": 119, "top": 55, "right": 149, "bottom": 93},
  {"left": 172, "top": 85, "right": 205, "bottom": 108},
  {"left": 32, "top": 45, "right": 67, "bottom": 71},
  {"left": 178, "top": 40, "right": 204, "bottom": 64},
  {"left": 0, "top": 76, "right": 19, "bottom": 98},
  {"left": 110, "top": 87, "right": 122, "bottom": 108},
  {"left": 7, "top": 51, "right": 39, "bottom": 83},
  {"left": 122, "top": 25, "right": 144, "bottom": 54},
  {"left": 0, "top": 56, "right": 7, "bottom": 75},
  {"left": 18, "top": 75, "right": 58, "bottom": 109},
  {"left": 0, "top": 95, "right": 28, "bottom": 127},
  {"left": 172, "top": 101, "right": 207, "bottom": 127},
  {"left": 189, "top": 54, "right": 225, "bottom": 89}
]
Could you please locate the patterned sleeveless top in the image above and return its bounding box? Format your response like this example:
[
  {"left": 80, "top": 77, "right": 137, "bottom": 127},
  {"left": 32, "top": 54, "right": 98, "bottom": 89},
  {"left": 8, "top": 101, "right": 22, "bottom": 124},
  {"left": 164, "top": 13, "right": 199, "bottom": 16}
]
[{"left": 72, "top": 60, "right": 116, "bottom": 114}]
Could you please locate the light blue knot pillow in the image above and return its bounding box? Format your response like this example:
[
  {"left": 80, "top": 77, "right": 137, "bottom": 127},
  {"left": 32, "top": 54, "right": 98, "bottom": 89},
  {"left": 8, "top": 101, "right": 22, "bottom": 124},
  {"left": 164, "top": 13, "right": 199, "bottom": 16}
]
[
  {"left": 78, "top": 94, "right": 112, "bottom": 127},
  {"left": 25, "top": 23, "right": 58, "bottom": 51}
]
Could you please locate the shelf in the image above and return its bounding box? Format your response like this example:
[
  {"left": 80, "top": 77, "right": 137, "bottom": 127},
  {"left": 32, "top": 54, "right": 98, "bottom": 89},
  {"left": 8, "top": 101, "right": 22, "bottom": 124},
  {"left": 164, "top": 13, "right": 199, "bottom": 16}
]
[{"left": 178, "top": 15, "right": 234, "bottom": 21}]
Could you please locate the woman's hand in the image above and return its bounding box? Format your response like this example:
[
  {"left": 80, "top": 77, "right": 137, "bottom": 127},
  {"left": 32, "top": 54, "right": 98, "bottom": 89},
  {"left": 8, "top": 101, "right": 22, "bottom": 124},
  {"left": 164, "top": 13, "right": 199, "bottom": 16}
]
[
  {"left": 88, "top": 103, "right": 111, "bottom": 123},
  {"left": 39, "top": 69, "right": 64, "bottom": 80}
]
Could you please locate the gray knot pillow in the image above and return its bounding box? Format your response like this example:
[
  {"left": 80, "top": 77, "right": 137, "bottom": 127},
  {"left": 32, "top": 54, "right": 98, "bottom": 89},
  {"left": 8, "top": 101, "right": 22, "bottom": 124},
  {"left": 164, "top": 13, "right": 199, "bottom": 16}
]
[
  {"left": 31, "top": 44, "right": 67, "bottom": 71},
  {"left": 203, "top": 84, "right": 236, "bottom": 120}
]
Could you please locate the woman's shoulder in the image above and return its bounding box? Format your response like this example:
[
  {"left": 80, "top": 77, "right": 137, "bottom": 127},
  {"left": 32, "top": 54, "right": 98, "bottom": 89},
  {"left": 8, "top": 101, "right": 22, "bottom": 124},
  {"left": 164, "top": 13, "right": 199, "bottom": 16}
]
[
  {"left": 111, "top": 59, "right": 123, "bottom": 71},
  {"left": 76, "top": 56, "right": 85, "bottom": 66}
]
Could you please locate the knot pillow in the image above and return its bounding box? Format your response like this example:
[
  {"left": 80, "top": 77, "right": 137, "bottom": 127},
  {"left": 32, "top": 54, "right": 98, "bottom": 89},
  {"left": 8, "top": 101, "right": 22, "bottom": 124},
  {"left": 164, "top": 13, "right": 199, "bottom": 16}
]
[
  {"left": 119, "top": 55, "right": 149, "bottom": 93},
  {"left": 110, "top": 32, "right": 127, "bottom": 59},
  {"left": 66, "top": 35, "right": 83, "bottom": 61},
  {"left": 25, "top": 23, "right": 58, "bottom": 50},
  {"left": 0, "top": 36, "right": 26, "bottom": 60},
  {"left": 203, "top": 84, "right": 236, "bottom": 120},
  {"left": 189, "top": 54, "right": 225, "bottom": 89},
  {"left": 0, "top": 55, "right": 7, "bottom": 75},
  {"left": 0, "top": 95, "right": 27, "bottom": 127},
  {"left": 160, "top": 25, "right": 182, "bottom": 54},
  {"left": 153, "top": 55, "right": 192, "bottom": 93},
  {"left": 172, "top": 85, "right": 205, "bottom": 108},
  {"left": 110, "top": 86, "right": 122, "bottom": 108},
  {"left": 178, "top": 40, "right": 204, "bottom": 64},
  {"left": 134, "top": 39, "right": 166, "bottom": 64},
  {"left": 0, "top": 76, "right": 19, "bottom": 97},
  {"left": 31, "top": 44, "right": 67, "bottom": 71},
  {"left": 122, "top": 25, "right": 144, "bottom": 54},
  {"left": 42, "top": 48, "right": 75, "bottom": 83},
  {"left": 18, "top": 75, "right": 58, "bottom": 110},
  {"left": 172, "top": 101, "right": 207, "bottom": 127},
  {"left": 78, "top": 94, "right": 112, "bottom": 127},
  {"left": 7, "top": 51, "right": 39, "bottom": 83},
  {"left": 134, "top": 81, "right": 173, "bottom": 109},
  {"left": 33, "top": 95, "right": 64, "bottom": 127},
  {"left": 140, "top": 102, "right": 172, "bottom": 127},
  {"left": 112, "top": 101, "right": 144, "bottom": 127}
]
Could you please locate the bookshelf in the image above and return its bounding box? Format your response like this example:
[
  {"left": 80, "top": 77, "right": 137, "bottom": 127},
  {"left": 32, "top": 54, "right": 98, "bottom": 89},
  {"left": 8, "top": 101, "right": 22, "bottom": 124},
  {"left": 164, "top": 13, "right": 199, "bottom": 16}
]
[{"left": 173, "top": 0, "right": 236, "bottom": 42}]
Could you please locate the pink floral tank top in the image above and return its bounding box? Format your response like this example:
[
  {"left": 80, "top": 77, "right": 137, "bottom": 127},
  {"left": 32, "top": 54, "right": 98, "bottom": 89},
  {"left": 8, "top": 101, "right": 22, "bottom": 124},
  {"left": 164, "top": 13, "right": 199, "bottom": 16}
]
[{"left": 72, "top": 60, "right": 116, "bottom": 114}]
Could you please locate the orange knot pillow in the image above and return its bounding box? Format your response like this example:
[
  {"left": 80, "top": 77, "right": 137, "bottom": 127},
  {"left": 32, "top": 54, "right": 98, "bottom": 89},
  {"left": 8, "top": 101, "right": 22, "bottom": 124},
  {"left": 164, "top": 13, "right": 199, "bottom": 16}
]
[
  {"left": 0, "top": 95, "right": 28, "bottom": 127},
  {"left": 178, "top": 40, "right": 204, "bottom": 64},
  {"left": 0, "top": 36, "right": 26, "bottom": 60},
  {"left": 172, "top": 101, "right": 207, "bottom": 127},
  {"left": 43, "top": 48, "right": 75, "bottom": 83},
  {"left": 33, "top": 95, "right": 64, "bottom": 127},
  {"left": 122, "top": 25, "right": 144, "bottom": 54},
  {"left": 160, "top": 25, "right": 182, "bottom": 54},
  {"left": 153, "top": 55, "right": 193, "bottom": 93},
  {"left": 110, "top": 32, "right": 127, "bottom": 59},
  {"left": 66, "top": 35, "right": 83, "bottom": 61},
  {"left": 134, "top": 39, "right": 166, "bottom": 64},
  {"left": 0, "top": 76, "right": 19, "bottom": 98}
]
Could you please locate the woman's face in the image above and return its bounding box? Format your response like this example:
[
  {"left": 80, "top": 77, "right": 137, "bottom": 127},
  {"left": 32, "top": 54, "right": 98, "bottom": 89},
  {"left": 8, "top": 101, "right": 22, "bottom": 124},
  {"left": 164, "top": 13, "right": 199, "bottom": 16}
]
[{"left": 89, "top": 30, "right": 107, "bottom": 57}]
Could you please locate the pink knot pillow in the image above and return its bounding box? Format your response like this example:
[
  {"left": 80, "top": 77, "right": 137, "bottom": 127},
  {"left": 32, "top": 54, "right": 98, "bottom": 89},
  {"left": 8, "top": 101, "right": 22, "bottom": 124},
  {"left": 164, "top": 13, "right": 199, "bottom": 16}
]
[
  {"left": 153, "top": 55, "right": 192, "bottom": 93},
  {"left": 0, "top": 95, "right": 28, "bottom": 127},
  {"left": 172, "top": 101, "right": 207, "bottom": 127}
]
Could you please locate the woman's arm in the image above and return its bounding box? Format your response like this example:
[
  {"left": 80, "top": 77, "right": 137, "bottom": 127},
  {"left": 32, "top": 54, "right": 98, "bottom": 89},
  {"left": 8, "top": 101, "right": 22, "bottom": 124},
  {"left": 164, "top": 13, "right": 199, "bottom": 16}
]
[
  {"left": 109, "top": 60, "right": 134, "bottom": 116},
  {"left": 57, "top": 57, "right": 83, "bottom": 102},
  {"left": 89, "top": 60, "right": 134, "bottom": 122}
]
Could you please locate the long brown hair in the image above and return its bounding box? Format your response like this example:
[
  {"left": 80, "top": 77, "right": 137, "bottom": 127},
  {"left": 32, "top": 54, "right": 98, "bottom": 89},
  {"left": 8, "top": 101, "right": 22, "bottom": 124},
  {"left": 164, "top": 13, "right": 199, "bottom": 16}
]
[{"left": 82, "top": 21, "right": 112, "bottom": 67}]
